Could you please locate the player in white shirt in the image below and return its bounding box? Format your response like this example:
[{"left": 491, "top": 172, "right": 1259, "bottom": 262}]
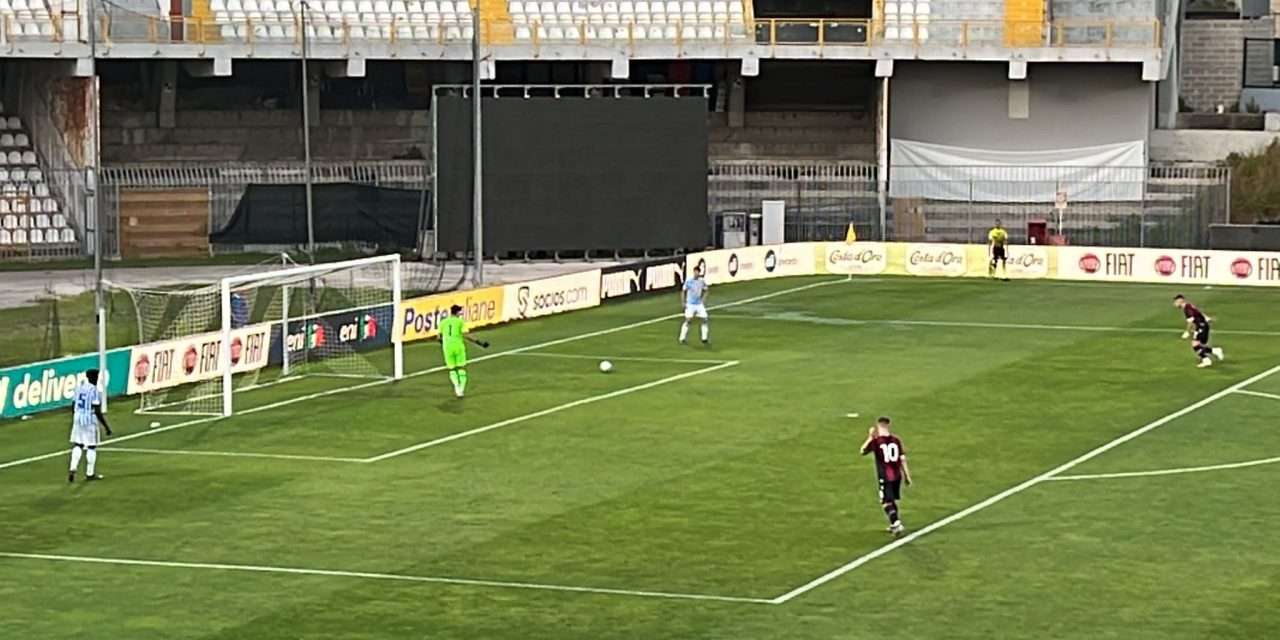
[
  {"left": 679, "top": 268, "right": 710, "bottom": 345},
  {"left": 69, "top": 369, "right": 113, "bottom": 483}
]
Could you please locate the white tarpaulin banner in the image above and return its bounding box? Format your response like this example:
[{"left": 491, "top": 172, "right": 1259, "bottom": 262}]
[{"left": 890, "top": 139, "right": 1147, "bottom": 202}]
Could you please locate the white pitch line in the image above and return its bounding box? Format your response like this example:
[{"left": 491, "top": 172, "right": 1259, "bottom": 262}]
[
  {"left": 108, "top": 447, "right": 366, "bottom": 464},
  {"left": 1234, "top": 389, "right": 1280, "bottom": 402},
  {"left": 365, "top": 361, "right": 740, "bottom": 463},
  {"left": 768, "top": 361, "right": 1280, "bottom": 605},
  {"left": 1048, "top": 456, "right": 1280, "bottom": 482},
  {"left": 510, "top": 352, "right": 733, "bottom": 365},
  {"left": 719, "top": 314, "right": 1280, "bottom": 337},
  {"left": 0, "top": 278, "right": 840, "bottom": 473},
  {"left": 0, "top": 551, "right": 772, "bottom": 605}
]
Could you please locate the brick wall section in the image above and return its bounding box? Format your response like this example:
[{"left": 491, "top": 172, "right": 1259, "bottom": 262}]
[
  {"left": 101, "top": 110, "right": 431, "bottom": 163},
  {"left": 1181, "top": 19, "right": 1275, "bottom": 112}
]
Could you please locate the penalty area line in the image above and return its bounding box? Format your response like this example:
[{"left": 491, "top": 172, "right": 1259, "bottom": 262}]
[
  {"left": 1233, "top": 389, "right": 1280, "bottom": 402},
  {"left": 768, "top": 361, "right": 1280, "bottom": 605},
  {"left": 364, "top": 361, "right": 740, "bottom": 463},
  {"left": 1047, "top": 455, "right": 1280, "bottom": 482},
  {"left": 0, "top": 551, "right": 773, "bottom": 605},
  {"left": 107, "top": 447, "right": 366, "bottom": 464},
  {"left": 0, "top": 278, "right": 841, "bottom": 473}
]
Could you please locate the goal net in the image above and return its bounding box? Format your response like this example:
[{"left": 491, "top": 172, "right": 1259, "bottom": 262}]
[{"left": 114, "top": 255, "right": 403, "bottom": 417}]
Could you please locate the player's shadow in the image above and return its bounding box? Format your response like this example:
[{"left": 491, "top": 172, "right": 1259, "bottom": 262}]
[{"left": 437, "top": 399, "right": 465, "bottom": 415}]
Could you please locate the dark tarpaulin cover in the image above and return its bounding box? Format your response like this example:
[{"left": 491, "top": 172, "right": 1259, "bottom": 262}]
[{"left": 211, "top": 183, "right": 423, "bottom": 249}]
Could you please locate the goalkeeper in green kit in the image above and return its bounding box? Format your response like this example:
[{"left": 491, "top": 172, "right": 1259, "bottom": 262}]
[{"left": 439, "top": 304, "right": 489, "bottom": 398}]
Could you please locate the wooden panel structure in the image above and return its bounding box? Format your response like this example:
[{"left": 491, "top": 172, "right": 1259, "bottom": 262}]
[{"left": 119, "top": 188, "right": 211, "bottom": 259}]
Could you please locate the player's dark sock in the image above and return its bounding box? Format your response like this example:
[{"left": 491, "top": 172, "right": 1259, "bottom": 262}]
[
  {"left": 883, "top": 502, "right": 900, "bottom": 525},
  {"left": 1195, "top": 345, "right": 1212, "bottom": 359},
  {"left": 68, "top": 471, "right": 74, "bottom": 483}
]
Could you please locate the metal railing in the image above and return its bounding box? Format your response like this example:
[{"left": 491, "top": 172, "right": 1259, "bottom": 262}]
[
  {"left": 80, "top": 8, "right": 1162, "bottom": 50},
  {"left": 708, "top": 161, "right": 1228, "bottom": 249},
  {"left": 99, "top": 160, "right": 429, "bottom": 257}
]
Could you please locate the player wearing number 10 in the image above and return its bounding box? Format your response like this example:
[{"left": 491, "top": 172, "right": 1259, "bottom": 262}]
[{"left": 860, "top": 416, "right": 912, "bottom": 537}]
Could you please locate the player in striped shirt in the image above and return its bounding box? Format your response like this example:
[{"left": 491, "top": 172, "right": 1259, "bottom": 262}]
[
  {"left": 860, "top": 416, "right": 912, "bottom": 537},
  {"left": 69, "top": 369, "right": 113, "bottom": 483}
]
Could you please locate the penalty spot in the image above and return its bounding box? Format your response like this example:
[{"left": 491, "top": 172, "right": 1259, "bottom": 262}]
[{"left": 845, "top": 413, "right": 860, "bottom": 419}]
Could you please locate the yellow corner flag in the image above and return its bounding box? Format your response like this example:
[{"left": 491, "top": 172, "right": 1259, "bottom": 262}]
[{"left": 844, "top": 223, "right": 857, "bottom": 244}]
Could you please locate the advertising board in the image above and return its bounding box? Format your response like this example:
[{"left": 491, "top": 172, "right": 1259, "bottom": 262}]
[
  {"left": 271, "top": 303, "right": 396, "bottom": 365},
  {"left": 904, "top": 243, "right": 969, "bottom": 278},
  {"left": 686, "top": 244, "right": 815, "bottom": 285},
  {"left": 601, "top": 257, "right": 687, "bottom": 302},
  {"left": 504, "top": 270, "right": 602, "bottom": 321},
  {"left": 398, "top": 286, "right": 506, "bottom": 343},
  {"left": 822, "top": 242, "right": 889, "bottom": 276},
  {"left": 0, "top": 350, "right": 131, "bottom": 419},
  {"left": 1058, "top": 247, "right": 1280, "bottom": 287},
  {"left": 127, "top": 323, "right": 273, "bottom": 395}
]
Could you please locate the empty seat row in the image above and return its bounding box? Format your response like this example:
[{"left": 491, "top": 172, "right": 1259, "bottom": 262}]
[
  {"left": 221, "top": 21, "right": 473, "bottom": 39},
  {"left": 517, "top": 12, "right": 736, "bottom": 25},
  {"left": 215, "top": 10, "right": 472, "bottom": 25},
  {"left": 0, "top": 167, "right": 44, "bottom": 182},
  {"left": 0, "top": 197, "right": 59, "bottom": 213},
  {"left": 2, "top": 182, "right": 51, "bottom": 197},
  {"left": 883, "top": 2, "right": 932, "bottom": 15},
  {"left": 0, "top": 0, "right": 51, "bottom": 13},
  {"left": 0, "top": 133, "right": 29, "bottom": 148},
  {"left": 513, "top": 1, "right": 742, "bottom": 15},
  {"left": 0, "top": 150, "right": 36, "bottom": 165},
  {"left": 0, "top": 116, "right": 20, "bottom": 130},
  {"left": 212, "top": 0, "right": 475, "bottom": 13},
  {"left": 1, "top": 212, "right": 68, "bottom": 229},
  {"left": 0, "top": 228, "right": 77, "bottom": 245},
  {"left": 516, "top": 22, "right": 735, "bottom": 39},
  {"left": 5, "top": 19, "right": 56, "bottom": 38},
  {"left": 882, "top": 25, "right": 930, "bottom": 40}
]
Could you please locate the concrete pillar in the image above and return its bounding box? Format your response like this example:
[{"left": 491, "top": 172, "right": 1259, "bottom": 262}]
[
  {"left": 727, "top": 63, "right": 745, "bottom": 129},
  {"left": 158, "top": 60, "right": 178, "bottom": 129},
  {"left": 875, "top": 61, "right": 893, "bottom": 242}
]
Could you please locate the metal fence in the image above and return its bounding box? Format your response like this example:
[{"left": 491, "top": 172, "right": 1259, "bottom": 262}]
[
  {"left": 708, "top": 161, "right": 1230, "bottom": 249},
  {"left": 0, "top": 167, "right": 91, "bottom": 262},
  {"left": 98, "top": 160, "right": 430, "bottom": 257}
]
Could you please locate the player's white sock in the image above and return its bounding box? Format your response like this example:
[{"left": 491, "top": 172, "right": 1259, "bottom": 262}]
[
  {"left": 700, "top": 322, "right": 709, "bottom": 342},
  {"left": 69, "top": 446, "right": 82, "bottom": 472},
  {"left": 86, "top": 448, "right": 97, "bottom": 476},
  {"left": 679, "top": 322, "right": 689, "bottom": 342}
]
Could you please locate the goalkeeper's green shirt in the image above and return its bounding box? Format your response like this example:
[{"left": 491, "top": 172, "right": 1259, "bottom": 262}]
[{"left": 439, "top": 315, "right": 466, "bottom": 348}]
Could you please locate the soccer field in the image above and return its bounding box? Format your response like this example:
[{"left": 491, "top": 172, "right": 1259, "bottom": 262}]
[{"left": 3, "top": 275, "right": 1280, "bottom": 639}]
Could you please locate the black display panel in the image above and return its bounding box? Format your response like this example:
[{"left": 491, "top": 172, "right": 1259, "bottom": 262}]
[{"left": 435, "top": 95, "right": 708, "bottom": 253}]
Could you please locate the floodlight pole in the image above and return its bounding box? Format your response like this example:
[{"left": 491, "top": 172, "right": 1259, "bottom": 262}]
[
  {"left": 300, "top": 0, "right": 316, "bottom": 264},
  {"left": 90, "top": 0, "right": 107, "bottom": 408},
  {"left": 471, "top": 2, "right": 484, "bottom": 286}
]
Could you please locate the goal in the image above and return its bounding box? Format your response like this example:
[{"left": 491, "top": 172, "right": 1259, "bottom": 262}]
[{"left": 116, "top": 255, "right": 403, "bottom": 417}]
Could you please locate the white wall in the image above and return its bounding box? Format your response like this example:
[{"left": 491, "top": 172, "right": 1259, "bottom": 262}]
[{"left": 889, "top": 62, "right": 1154, "bottom": 151}]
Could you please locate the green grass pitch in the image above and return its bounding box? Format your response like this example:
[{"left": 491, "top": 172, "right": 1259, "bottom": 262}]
[{"left": 3, "top": 275, "right": 1280, "bottom": 639}]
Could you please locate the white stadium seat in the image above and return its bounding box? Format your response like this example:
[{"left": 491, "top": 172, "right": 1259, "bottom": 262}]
[
  {"left": 29, "top": 228, "right": 44, "bottom": 244},
  {"left": 53, "top": 213, "right": 66, "bottom": 228},
  {"left": 12, "top": 228, "right": 26, "bottom": 244},
  {"left": 0, "top": 229, "right": 10, "bottom": 244},
  {"left": 34, "top": 213, "right": 49, "bottom": 228},
  {"left": 61, "top": 228, "right": 75, "bottom": 243},
  {"left": 1, "top": 213, "right": 14, "bottom": 228}
]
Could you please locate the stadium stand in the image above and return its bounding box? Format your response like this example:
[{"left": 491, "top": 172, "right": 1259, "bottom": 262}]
[
  {"left": 0, "top": 102, "right": 75, "bottom": 250},
  {"left": 0, "top": 0, "right": 58, "bottom": 40},
  {"left": 200, "top": 0, "right": 749, "bottom": 42}
]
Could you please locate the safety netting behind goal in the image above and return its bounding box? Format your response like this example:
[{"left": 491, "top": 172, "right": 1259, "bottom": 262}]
[{"left": 113, "top": 255, "right": 402, "bottom": 417}]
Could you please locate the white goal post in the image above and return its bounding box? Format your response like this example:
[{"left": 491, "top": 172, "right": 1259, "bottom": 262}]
[
  {"left": 218, "top": 254, "right": 404, "bottom": 417},
  {"left": 112, "top": 254, "right": 404, "bottom": 418}
]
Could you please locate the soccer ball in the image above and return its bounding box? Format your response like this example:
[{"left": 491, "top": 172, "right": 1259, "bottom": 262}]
[{"left": 599, "top": 360, "right": 613, "bottom": 373}]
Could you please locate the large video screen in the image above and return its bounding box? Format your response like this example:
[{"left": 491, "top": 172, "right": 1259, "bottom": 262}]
[{"left": 435, "top": 95, "right": 708, "bottom": 254}]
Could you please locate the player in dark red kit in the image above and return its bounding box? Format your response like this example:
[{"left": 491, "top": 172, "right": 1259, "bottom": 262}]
[
  {"left": 1174, "top": 295, "right": 1225, "bottom": 369},
  {"left": 860, "top": 416, "right": 913, "bottom": 537}
]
